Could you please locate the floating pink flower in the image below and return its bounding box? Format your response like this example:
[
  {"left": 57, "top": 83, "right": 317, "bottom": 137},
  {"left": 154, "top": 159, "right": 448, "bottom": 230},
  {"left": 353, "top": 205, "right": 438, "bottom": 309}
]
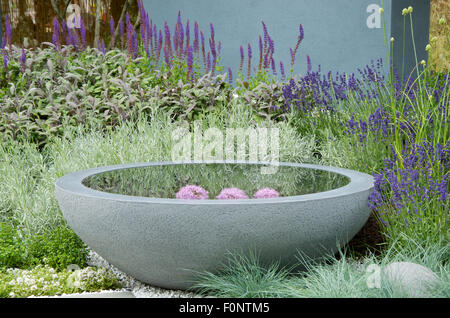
[
  {"left": 253, "top": 188, "right": 280, "bottom": 199},
  {"left": 176, "top": 185, "right": 209, "bottom": 200},
  {"left": 216, "top": 188, "right": 249, "bottom": 200}
]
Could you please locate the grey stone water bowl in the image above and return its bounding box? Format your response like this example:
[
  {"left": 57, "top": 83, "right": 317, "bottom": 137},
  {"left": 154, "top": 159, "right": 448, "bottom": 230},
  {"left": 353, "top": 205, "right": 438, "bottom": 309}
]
[{"left": 55, "top": 161, "right": 374, "bottom": 290}]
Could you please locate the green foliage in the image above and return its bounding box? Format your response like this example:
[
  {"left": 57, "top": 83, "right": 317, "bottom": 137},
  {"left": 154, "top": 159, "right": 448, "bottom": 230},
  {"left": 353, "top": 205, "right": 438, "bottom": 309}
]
[
  {"left": 27, "top": 226, "right": 88, "bottom": 271},
  {"left": 0, "top": 222, "right": 27, "bottom": 269},
  {"left": 0, "top": 222, "right": 87, "bottom": 271}
]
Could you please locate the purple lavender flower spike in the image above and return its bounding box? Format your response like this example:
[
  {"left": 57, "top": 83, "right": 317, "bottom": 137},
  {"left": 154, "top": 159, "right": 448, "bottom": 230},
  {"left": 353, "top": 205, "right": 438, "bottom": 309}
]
[
  {"left": 258, "top": 35, "right": 263, "bottom": 70},
  {"left": 307, "top": 55, "right": 312, "bottom": 73},
  {"left": 228, "top": 67, "right": 233, "bottom": 84},
  {"left": 299, "top": 24, "right": 304, "bottom": 41}
]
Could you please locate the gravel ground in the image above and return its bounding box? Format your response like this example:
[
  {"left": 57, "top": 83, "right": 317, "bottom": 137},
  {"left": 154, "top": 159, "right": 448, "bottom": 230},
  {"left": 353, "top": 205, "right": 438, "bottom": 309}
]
[{"left": 87, "top": 250, "right": 202, "bottom": 298}]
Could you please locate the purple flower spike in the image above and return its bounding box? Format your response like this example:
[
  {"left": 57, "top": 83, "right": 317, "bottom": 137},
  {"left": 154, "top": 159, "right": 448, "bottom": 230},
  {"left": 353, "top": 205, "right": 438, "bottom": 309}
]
[
  {"left": 271, "top": 58, "right": 277, "bottom": 75},
  {"left": 216, "top": 188, "right": 249, "bottom": 200},
  {"left": 80, "top": 18, "right": 86, "bottom": 48},
  {"left": 253, "top": 188, "right": 280, "bottom": 199},
  {"left": 110, "top": 16, "right": 115, "bottom": 48},
  {"left": 206, "top": 51, "right": 211, "bottom": 73},
  {"left": 5, "top": 15, "right": 12, "bottom": 47},
  {"left": 176, "top": 185, "right": 209, "bottom": 200},
  {"left": 247, "top": 43, "right": 252, "bottom": 78},
  {"left": 194, "top": 22, "right": 199, "bottom": 54},
  {"left": 201, "top": 31, "right": 206, "bottom": 68},
  {"left": 239, "top": 45, "right": 244, "bottom": 72},
  {"left": 186, "top": 45, "right": 194, "bottom": 82},
  {"left": 52, "top": 17, "right": 60, "bottom": 50},
  {"left": 164, "top": 45, "right": 171, "bottom": 68},
  {"left": 100, "top": 39, "right": 106, "bottom": 55},
  {"left": 19, "top": 46, "right": 26, "bottom": 72},
  {"left": 156, "top": 30, "right": 163, "bottom": 65},
  {"left": 280, "top": 61, "right": 286, "bottom": 80},
  {"left": 186, "top": 19, "right": 190, "bottom": 49},
  {"left": 258, "top": 36, "right": 263, "bottom": 71},
  {"left": 228, "top": 67, "right": 233, "bottom": 84},
  {"left": 120, "top": 19, "right": 125, "bottom": 50}
]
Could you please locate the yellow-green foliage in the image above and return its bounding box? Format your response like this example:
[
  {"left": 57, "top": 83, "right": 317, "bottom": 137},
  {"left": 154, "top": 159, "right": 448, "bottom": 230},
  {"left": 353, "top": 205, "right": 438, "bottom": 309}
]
[{"left": 430, "top": 0, "right": 450, "bottom": 71}]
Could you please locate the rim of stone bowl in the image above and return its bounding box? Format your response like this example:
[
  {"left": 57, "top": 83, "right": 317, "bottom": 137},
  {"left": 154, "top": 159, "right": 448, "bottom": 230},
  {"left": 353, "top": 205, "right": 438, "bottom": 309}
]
[{"left": 55, "top": 161, "right": 374, "bottom": 205}]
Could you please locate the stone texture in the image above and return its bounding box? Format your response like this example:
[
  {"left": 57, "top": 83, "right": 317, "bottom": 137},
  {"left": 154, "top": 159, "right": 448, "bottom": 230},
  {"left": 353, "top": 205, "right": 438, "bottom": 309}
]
[
  {"left": 384, "top": 262, "right": 439, "bottom": 297},
  {"left": 55, "top": 161, "right": 374, "bottom": 290}
]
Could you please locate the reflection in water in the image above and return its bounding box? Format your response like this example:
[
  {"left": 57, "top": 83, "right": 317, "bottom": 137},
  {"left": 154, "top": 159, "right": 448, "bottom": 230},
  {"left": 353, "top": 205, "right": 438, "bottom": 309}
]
[{"left": 82, "top": 164, "right": 350, "bottom": 199}]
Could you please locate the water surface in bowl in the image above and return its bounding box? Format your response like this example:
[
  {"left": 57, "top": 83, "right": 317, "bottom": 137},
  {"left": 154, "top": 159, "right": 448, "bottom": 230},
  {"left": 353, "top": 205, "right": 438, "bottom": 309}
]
[{"left": 82, "top": 164, "right": 350, "bottom": 199}]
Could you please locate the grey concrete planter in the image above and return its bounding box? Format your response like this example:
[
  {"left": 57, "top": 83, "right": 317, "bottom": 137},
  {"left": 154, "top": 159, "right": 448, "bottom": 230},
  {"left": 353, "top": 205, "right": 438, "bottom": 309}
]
[{"left": 55, "top": 161, "right": 374, "bottom": 290}]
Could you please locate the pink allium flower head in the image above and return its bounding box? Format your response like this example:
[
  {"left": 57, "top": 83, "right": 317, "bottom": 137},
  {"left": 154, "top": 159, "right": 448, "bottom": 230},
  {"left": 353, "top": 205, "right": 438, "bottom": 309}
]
[
  {"left": 216, "top": 188, "right": 249, "bottom": 200},
  {"left": 253, "top": 188, "right": 280, "bottom": 199},
  {"left": 176, "top": 185, "right": 209, "bottom": 200}
]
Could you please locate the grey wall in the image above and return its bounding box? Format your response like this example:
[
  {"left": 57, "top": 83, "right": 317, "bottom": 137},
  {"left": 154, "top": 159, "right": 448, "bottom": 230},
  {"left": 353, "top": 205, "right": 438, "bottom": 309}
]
[{"left": 142, "top": 0, "right": 429, "bottom": 79}]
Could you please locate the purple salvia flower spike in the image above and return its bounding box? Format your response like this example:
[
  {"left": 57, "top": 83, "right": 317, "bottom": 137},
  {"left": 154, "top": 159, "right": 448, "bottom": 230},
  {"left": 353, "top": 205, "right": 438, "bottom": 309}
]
[
  {"left": 247, "top": 43, "right": 252, "bottom": 79},
  {"left": 52, "top": 17, "right": 61, "bottom": 50},
  {"left": 120, "top": 19, "right": 125, "bottom": 50},
  {"left": 110, "top": 16, "right": 115, "bottom": 48},
  {"left": 271, "top": 57, "right": 277, "bottom": 75},
  {"left": 186, "top": 19, "right": 190, "bottom": 50},
  {"left": 206, "top": 51, "right": 211, "bottom": 73},
  {"left": 280, "top": 61, "right": 286, "bottom": 80},
  {"left": 80, "top": 17, "right": 86, "bottom": 49},
  {"left": 194, "top": 22, "right": 199, "bottom": 54},
  {"left": 228, "top": 67, "right": 233, "bottom": 84},
  {"left": 239, "top": 45, "right": 244, "bottom": 72},
  {"left": 5, "top": 15, "right": 12, "bottom": 47},
  {"left": 20, "top": 46, "right": 26, "bottom": 72}
]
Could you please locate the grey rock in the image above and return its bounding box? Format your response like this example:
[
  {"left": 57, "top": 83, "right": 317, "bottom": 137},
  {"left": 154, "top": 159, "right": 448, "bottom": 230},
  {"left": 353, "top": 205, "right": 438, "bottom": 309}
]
[{"left": 384, "top": 262, "right": 439, "bottom": 297}]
